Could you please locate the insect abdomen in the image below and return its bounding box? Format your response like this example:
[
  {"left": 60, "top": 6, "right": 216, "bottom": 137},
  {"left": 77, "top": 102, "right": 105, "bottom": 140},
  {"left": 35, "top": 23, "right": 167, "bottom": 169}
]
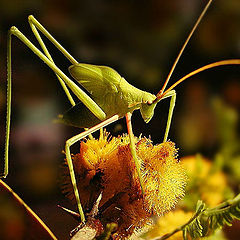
[{"left": 57, "top": 102, "right": 103, "bottom": 128}]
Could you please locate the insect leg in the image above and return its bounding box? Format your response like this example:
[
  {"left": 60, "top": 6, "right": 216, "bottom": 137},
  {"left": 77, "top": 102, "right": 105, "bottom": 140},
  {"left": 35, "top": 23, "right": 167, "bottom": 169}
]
[
  {"left": 28, "top": 15, "right": 78, "bottom": 65},
  {"left": 65, "top": 115, "right": 119, "bottom": 222},
  {"left": 8, "top": 27, "right": 106, "bottom": 120},
  {"left": 1, "top": 31, "right": 13, "bottom": 177},
  {"left": 2, "top": 27, "right": 106, "bottom": 178},
  {"left": 28, "top": 16, "right": 75, "bottom": 106},
  {"left": 126, "top": 113, "right": 144, "bottom": 195},
  {"left": 161, "top": 90, "right": 176, "bottom": 142}
]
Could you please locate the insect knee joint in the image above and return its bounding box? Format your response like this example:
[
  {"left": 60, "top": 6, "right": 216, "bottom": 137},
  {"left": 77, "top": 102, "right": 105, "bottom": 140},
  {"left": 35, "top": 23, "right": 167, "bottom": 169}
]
[
  {"left": 28, "top": 15, "right": 34, "bottom": 22},
  {"left": 9, "top": 26, "right": 18, "bottom": 33}
]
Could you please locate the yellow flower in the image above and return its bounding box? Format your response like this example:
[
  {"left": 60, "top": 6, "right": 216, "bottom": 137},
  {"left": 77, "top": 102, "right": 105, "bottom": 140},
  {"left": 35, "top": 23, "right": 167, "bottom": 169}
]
[
  {"left": 144, "top": 209, "right": 226, "bottom": 240},
  {"left": 61, "top": 131, "right": 187, "bottom": 239},
  {"left": 144, "top": 210, "right": 193, "bottom": 240},
  {"left": 182, "top": 156, "right": 230, "bottom": 208},
  {"left": 140, "top": 139, "right": 187, "bottom": 215}
]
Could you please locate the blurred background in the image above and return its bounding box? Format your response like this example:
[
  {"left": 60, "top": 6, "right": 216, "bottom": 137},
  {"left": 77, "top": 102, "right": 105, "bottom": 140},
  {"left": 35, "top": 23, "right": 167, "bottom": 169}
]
[{"left": 0, "top": 0, "right": 239, "bottom": 239}]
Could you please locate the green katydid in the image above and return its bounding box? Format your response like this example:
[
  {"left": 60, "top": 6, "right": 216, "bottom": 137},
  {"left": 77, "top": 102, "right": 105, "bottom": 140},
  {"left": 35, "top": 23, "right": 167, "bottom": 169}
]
[{"left": 1, "top": 0, "right": 240, "bottom": 224}]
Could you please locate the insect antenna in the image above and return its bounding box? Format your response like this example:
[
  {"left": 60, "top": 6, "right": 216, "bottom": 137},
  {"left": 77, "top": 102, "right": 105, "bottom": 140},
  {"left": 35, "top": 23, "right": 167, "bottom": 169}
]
[
  {"left": 160, "top": 59, "right": 240, "bottom": 99},
  {"left": 155, "top": 0, "right": 213, "bottom": 101}
]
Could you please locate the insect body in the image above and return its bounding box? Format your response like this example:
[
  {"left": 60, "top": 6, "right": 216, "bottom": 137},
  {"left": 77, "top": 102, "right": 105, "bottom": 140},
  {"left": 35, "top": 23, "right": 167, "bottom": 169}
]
[
  {"left": 1, "top": 0, "right": 240, "bottom": 224},
  {"left": 59, "top": 63, "right": 157, "bottom": 128}
]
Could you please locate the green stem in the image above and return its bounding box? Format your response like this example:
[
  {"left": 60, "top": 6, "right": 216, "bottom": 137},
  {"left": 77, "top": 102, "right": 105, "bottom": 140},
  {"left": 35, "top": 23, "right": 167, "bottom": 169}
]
[
  {"left": 154, "top": 193, "right": 240, "bottom": 240},
  {"left": 0, "top": 179, "right": 57, "bottom": 239},
  {"left": 156, "top": 205, "right": 203, "bottom": 240}
]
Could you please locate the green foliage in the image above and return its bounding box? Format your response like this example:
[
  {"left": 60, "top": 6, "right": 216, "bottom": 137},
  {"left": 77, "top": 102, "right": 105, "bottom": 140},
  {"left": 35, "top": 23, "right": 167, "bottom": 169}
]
[
  {"left": 182, "top": 193, "right": 240, "bottom": 239},
  {"left": 212, "top": 99, "right": 240, "bottom": 182},
  {"left": 182, "top": 201, "right": 205, "bottom": 239},
  {"left": 156, "top": 194, "right": 240, "bottom": 240}
]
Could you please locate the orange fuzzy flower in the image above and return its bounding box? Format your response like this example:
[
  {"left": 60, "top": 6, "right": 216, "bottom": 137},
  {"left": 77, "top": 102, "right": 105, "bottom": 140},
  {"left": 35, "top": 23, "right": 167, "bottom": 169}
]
[{"left": 61, "top": 131, "right": 187, "bottom": 239}]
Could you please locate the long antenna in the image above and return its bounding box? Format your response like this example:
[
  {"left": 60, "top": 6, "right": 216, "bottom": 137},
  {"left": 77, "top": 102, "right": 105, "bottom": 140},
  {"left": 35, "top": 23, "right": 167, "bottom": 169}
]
[
  {"left": 161, "top": 59, "right": 240, "bottom": 98},
  {"left": 157, "top": 0, "right": 213, "bottom": 98}
]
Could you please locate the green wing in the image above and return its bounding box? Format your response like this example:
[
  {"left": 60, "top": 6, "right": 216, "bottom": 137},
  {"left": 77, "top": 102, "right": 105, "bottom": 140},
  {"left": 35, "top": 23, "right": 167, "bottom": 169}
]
[
  {"left": 68, "top": 63, "right": 121, "bottom": 99},
  {"left": 57, "top": 102, "right": 102, "bottom": 128}
]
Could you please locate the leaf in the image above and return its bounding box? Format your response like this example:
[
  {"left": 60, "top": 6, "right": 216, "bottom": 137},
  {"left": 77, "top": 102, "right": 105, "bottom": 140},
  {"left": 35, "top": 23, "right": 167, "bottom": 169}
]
[{"left": 182, "top": 193, "right": 240, "bottom": 239}]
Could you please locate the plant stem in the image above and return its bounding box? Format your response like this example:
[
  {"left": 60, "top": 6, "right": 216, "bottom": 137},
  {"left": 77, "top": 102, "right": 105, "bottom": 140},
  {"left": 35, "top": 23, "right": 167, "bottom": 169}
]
[{"left": 0, "top": 179, "right": 57, "bottom": 240}]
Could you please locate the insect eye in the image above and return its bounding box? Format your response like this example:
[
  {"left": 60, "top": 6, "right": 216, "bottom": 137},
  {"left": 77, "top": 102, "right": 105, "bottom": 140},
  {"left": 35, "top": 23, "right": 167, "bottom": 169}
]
[{"left": 147, "top": 100, "right": 152, "bottom": 105}]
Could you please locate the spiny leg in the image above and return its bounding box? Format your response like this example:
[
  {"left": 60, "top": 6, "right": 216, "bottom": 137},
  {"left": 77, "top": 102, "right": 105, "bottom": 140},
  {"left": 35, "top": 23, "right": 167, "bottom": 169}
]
[
  {"left": 125, "top": 112, "right": 144, "bottom": 194},
  {"left": 28, "top": 14, "right": 110, "bottom": 150},
  {"left": 29, "top": 17, "right": 105, "bottom": 141},
  {"left": 161, "top": 90, "right": 176, "bottom": 142},
  {"left": 28, "top": 16, "right": 76, "bottom": 106},
  {"left": 28, "top": 15, "right": 78, "bottom": 65},
  {"left": 65, "top": 115, "right": 119, "bottom": 222},
  {"left": 8, "top": 27, "right": 106, "bottom": 120},
  {"left": 2, "top": 26, "right": 106, "bottom": 178},
  {"left": 1, "top": 31, "right": 12, "bottom": 177}
]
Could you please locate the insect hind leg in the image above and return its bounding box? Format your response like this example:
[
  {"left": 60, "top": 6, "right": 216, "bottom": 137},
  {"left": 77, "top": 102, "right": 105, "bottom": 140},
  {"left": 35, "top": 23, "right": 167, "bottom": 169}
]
[
  {"left": 2, "top": 24, "right": 107, "bottom": 178},
  {"left": 28, "top": 15, "right": 76, "bottom": 106},
  {"left": 1, "top": 30, "right": 13, "bottom": 178}
]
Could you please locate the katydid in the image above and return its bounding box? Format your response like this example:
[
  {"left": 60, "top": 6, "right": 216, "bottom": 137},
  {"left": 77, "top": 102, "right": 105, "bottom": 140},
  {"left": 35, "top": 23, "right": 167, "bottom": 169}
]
[{"left": 1, "top": 0, "right": 240, "bottom": 224}]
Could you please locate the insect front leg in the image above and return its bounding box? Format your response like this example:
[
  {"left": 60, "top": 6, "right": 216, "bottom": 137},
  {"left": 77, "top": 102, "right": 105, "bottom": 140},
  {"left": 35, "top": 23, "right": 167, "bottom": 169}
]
[
  {"left": 65, "top": 115, "right": 119, "bottom": 222},
  {"left": 126, "top": 113, "right": 144, "bottom": 194},
  {"left": 161, "top": 90, "right": 176, "bottom": 142}
]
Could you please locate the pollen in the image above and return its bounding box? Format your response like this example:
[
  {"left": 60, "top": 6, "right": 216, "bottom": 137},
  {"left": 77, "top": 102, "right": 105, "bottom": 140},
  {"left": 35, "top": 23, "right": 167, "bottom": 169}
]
[{"left": 61, "top": 131, "right": 187, "bottom": 239}]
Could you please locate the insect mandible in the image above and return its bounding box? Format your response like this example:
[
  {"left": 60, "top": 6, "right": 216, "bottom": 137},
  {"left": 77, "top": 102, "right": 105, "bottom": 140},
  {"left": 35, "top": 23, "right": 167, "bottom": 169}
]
[{"left": 1, "top": 0, "right": 240, "bottom": 224}]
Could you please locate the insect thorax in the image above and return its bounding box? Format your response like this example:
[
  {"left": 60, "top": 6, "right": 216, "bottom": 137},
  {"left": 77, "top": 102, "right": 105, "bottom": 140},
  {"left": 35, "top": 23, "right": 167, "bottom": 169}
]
[{"left": 116, "top": 78, "right": 157, "bottom": 122}]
